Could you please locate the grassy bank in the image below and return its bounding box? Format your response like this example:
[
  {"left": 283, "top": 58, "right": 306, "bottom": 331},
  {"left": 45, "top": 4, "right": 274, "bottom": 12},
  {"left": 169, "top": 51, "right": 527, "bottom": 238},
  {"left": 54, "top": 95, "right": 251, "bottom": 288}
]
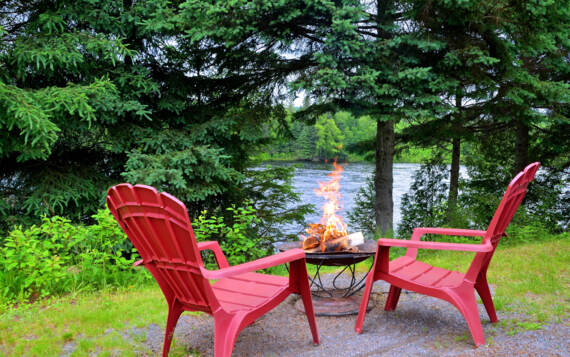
[
  {"left": 422, "top": 238, "right": 569, "bottom": 322},
  {"left": 251, "top": 148, "right": 438, "bottom": 164},
  {"left": 1, "top": 238, "right": 567, "bottom": 356},
  {"left": 0, "top": 284, "right": 195, "bottom": 356}
]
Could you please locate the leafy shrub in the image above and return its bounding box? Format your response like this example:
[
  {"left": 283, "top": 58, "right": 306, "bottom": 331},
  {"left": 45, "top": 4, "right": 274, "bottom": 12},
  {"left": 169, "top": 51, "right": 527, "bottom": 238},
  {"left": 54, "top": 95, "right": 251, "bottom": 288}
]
[
  {"left": 525, "top": 170, "right": 569, "bottom": 232},
  {"left": 0, "top": 210, "right": 146, "bottom": 304},
  {"left": 501, "top": 213, "right": 567, "bottom": 246},
  {"left": 192, "top": 203, "right": 272, "bottom": 268}
]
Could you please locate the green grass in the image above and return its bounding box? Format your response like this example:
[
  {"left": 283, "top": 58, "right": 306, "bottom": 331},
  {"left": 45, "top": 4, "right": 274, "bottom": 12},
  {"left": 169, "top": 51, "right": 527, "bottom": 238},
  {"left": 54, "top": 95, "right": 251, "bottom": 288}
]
[
  {"left": 0, "top": 285, "right": 189, "bottom": 356},
  {"left": 250, "top": 146, "right": 439, "bottom": 164},
  {"left": 1, "top": 238, "right": 567, "bottom": 356},
  {"left": 419, "top": 238, "right": 569, "bottom": 322},
  {"left": 394, "top": 146, "right": 440, "bottom": 163}
]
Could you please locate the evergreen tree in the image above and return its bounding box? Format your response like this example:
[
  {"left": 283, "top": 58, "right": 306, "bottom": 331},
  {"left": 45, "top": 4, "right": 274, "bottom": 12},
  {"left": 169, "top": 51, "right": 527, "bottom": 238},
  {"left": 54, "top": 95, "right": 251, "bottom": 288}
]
[
  {"left": 0, "top": 0, "right": 154, "bottom": 228},
  {"left": 0, "top": 1, "right": 311, "bottom": 244},
  {"left": 347, "top": 174, "right": 376, "bottom": 238},
  {"left": 398, "top": 161, "right": 450, "bottom": 238},
  {"left": 397, "top": 0, "right": 569, "bottom": 225},
  {"left": 180, "top": 0, "right": 446, "bottom": 235},
  {"left": 296, "top": 125, "right": 318, "bottom": 160},
  {"left": 315, "top": 115, "right": 344, "bottom": 160}
]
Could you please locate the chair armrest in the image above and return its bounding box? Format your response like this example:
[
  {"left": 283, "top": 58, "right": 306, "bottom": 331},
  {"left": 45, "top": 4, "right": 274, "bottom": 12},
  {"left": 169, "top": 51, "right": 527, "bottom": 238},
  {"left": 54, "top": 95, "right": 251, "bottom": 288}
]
[
  {"left": 378, "top": 238, "right": 493, "bottom": 252},
  {"left": 133, "top": 259, "right": 144, "bottom": 267},
  {"left": 410, "top": 227, "right": 487, "bottom": 241},
  {"left": 200, "top": 249, "right": 306, "bottom": 280},
  {"left": 197, "top": 241, "right": 230, "bottom": 269}
]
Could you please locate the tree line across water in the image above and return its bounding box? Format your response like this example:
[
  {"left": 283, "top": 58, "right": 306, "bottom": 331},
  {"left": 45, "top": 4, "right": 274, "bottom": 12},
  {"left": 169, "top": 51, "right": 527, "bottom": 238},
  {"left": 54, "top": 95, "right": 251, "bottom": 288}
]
[
  {"left": 257, "top": 110, "right": 435, "bottom": 163},
  {"left": 0, "top": 0, "right": 568, "bottom": 303}
]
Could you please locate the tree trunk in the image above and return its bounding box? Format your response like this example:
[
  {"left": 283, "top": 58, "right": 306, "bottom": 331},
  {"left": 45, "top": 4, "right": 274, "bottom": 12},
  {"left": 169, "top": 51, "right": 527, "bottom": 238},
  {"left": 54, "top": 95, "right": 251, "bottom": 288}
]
[
  {"left": 514, "top": 120, "right": 529, "bottom": 175},
  {"left": 374, "top": 119, "right": 394, "bottom": 236},
  {"left": 448, "top": 135, "right": 460, "bottom": 220},
  {"left": 448, "top": 96, "right": 462, "bottom": 221}
]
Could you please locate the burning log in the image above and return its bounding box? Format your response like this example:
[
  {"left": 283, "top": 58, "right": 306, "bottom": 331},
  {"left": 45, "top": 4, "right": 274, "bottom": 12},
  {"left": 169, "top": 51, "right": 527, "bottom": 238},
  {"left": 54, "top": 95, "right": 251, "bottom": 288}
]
[
  {"left": 301, "top": 223, "right": 349, "bottom": 252},
  {"left": 301, "top": 231, "right": 365, "bottom": 253},
  {"left": 321, "top": 235, "right": 349, "bottom": 252},
  {"left": 302, "top": 236, "right": 345, "bottom": 253},
  {"left": 302, "top": 236, "right": 320, "bottom": 250}
]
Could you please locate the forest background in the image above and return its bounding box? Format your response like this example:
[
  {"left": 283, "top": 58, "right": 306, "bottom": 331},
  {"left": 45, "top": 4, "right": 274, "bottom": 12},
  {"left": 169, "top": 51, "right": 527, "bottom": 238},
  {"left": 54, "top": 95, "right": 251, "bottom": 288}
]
[{"left": 0, "top": 0, "right": 568, "bottom": 305}]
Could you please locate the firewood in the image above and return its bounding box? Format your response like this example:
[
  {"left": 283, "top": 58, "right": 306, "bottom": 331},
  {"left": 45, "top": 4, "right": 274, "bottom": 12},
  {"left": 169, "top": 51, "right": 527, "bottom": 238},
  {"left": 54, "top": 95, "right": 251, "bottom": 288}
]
[
  {"left": 302, "top": 236, "right": 319, "bottom": 250},
  {"left": 347, "top": 232, "right": 364, "bottom": 246},
  {"left": 321, "top": 235, "right": 349, "bottom": 252}
]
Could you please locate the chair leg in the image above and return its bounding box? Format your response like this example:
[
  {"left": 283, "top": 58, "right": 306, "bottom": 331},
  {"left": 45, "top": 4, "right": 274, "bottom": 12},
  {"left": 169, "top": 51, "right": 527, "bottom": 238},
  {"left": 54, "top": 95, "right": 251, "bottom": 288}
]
[
  {"left": 384, "top": 285, "right": 402, "bottom": 311},
  {"left": 290, "top": 260, "right": 319, "bottom": 345},
  {"left": 162, "top": 302, "right": 183, "bottom": 357},
  {"left": 355, "top": 270, "right": 375, "bottom": 333},
  {"left": 453, "top": 289, "right": 486, "bottom": 347},
  {"left": 475, "top": 277, "right": 498, "bottom": 323},
  {"left": 214, "top": 313, "right": 243, "bottom": 357},
  {"left": 298, "top": 281, "right": 320, "bottom": 345}
]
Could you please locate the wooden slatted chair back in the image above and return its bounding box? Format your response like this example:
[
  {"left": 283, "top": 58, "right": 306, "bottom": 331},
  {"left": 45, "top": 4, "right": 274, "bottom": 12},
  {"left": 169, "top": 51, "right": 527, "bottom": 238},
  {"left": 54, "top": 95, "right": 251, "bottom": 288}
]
[
  {"left": 474, "top": 162, "right": 540, "bottom": 275},
  {"left": 107, "top": 184, "right": 214, "bottom": 311},
  {"left": 485, "top": 162, "right": 540, "bottom": 246}
]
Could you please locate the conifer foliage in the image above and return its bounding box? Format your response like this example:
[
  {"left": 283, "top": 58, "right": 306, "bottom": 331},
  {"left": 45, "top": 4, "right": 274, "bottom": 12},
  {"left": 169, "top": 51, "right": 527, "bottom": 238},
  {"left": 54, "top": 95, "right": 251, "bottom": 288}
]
[
  {"left": 0, "top": 1, "right": 303, "bottom": 234},
  {"left": 1, "top": 0, "right": 567, "bottom": 238},
  {"left": 1, "top": 1, "right": 151, "bottom": 228}
]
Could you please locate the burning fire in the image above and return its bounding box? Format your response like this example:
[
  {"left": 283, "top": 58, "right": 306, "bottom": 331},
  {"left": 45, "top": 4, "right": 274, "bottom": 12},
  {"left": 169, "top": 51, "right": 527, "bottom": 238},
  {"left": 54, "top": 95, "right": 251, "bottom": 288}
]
[{"left": 301, "top": 161, "right": 349, "bottom": 252}]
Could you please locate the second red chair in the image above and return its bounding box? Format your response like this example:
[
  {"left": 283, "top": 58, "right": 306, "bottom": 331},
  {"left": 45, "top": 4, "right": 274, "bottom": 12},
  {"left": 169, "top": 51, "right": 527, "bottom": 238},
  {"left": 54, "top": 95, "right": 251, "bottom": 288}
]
[{"left": 355, "top": 162, "right": 540, "bottom": 346}]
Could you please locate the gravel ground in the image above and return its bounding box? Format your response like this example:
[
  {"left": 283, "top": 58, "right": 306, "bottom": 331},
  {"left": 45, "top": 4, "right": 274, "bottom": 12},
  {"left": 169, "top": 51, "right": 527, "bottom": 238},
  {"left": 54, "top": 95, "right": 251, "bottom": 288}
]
[{"left": 141, "top": 274, "right": 569, "bottom": 356}]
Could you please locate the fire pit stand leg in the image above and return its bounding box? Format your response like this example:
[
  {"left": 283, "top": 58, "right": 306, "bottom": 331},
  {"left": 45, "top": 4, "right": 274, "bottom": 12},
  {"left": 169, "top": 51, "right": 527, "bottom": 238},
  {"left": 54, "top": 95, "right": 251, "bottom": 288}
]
[
  {"left": 295, "top": 258, "right": 375, "bottom": 316},
  {"left": 332, "top": 263, "right": 372, "bottom": 298},
  {"left": 278, "top": 241, "right": 378, "bottom": 316},
  {"left": 307, "top": 259, "right": 333, "bottom": 298}
]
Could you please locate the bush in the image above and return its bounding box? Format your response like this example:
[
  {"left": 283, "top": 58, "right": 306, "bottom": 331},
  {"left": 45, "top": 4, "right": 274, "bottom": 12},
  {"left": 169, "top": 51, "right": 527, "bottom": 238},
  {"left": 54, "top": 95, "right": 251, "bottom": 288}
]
[
  {"left": 397, "top": 158, "right": 566, "bottom": 245},
  {"left": 0, "top": 201, "right": 287, "bottom": 305},
  {"left": 0, "top": 210, "right": 146, "bottom": 304},
  {"left": 192, "top": 203, "right": 272, "bottom": 268}
]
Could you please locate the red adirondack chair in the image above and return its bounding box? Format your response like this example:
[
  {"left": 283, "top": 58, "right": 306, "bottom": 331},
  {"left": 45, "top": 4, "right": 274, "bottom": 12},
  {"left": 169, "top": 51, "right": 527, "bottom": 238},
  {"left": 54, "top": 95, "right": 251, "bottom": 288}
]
[
  {"left": 107, "top": 184, "right": 319, "bottom": 357},
  {"left": 355, "top": 162, "right": 540, "bottom": 346}
]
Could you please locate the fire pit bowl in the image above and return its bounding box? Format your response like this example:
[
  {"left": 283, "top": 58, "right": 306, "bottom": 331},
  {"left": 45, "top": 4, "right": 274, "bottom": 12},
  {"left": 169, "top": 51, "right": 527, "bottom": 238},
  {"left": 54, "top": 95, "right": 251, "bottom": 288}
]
[
  {"left": 277, "top": 240, "right": 377, "bottom": 316},
  {"left": 277, "top": 240, "right": 376, "bottom": 266}
]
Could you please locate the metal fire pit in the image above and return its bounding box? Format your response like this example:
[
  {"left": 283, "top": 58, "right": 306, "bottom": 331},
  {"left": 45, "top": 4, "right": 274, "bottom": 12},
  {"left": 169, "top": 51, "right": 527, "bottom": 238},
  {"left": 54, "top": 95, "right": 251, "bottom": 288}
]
[{"left": 277, "top": 240, "right": 377, "bottom": 316}]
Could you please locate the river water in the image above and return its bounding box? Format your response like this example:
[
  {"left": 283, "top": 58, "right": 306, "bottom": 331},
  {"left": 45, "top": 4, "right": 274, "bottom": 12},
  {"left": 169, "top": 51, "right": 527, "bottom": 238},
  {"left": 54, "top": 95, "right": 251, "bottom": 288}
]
[{"left": 258, "top": 161, "right": 422, "bottom": 234}]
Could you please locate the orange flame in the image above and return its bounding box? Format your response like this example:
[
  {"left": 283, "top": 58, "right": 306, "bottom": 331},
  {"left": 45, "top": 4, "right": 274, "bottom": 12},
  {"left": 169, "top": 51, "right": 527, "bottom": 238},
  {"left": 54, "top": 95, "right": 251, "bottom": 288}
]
[
  {"left": 316, "top": 161, "right": 347, "bottom": 238},
  {"left": 301, "top": 160, "right": 348, "bottom": 252}
]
